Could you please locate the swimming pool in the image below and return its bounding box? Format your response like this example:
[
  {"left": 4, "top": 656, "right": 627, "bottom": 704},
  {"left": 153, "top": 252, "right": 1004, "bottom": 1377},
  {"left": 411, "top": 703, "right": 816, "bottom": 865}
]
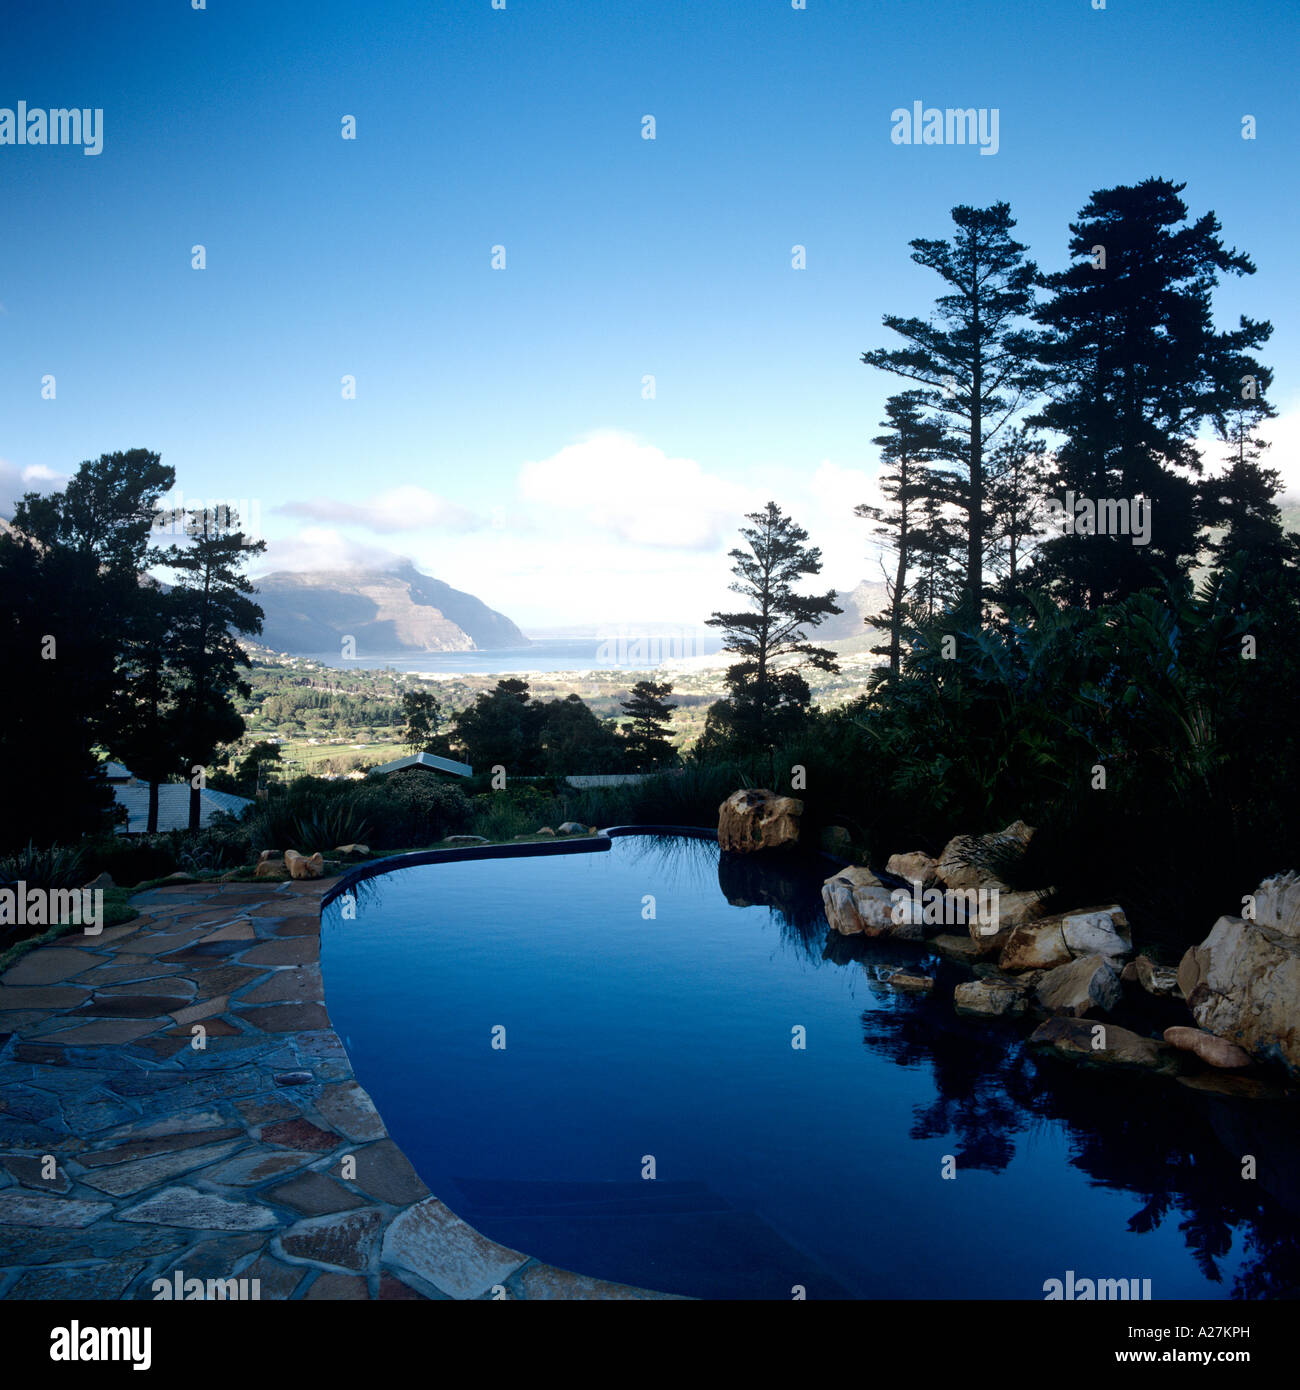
[{"left": 320, "top": 833, "right": 1300, "bottom": 1299}]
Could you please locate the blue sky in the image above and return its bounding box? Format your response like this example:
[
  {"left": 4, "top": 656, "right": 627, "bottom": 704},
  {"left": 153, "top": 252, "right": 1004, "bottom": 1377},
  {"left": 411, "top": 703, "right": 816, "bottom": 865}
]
[{"left": 2, "top": 0, "right": 1296, "bottom": 629}]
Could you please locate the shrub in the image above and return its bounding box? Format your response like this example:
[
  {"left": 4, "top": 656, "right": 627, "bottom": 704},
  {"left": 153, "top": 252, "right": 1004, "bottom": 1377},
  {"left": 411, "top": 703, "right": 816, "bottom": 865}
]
[{"left": 0, "top": 841, "right": 87, "bottom": 890}]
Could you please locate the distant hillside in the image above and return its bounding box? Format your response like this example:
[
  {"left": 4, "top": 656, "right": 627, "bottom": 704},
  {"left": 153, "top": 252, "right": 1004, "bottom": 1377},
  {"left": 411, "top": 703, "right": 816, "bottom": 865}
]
[
  {"left": 818, "top": 580, "right": 890, "bottom": 641},
  {"left": 253, "top": 563, "right": 527, "bottom": 655}
]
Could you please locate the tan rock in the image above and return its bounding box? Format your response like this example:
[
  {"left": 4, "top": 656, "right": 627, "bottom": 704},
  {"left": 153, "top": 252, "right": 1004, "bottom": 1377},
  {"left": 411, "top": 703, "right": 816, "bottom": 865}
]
[
  {"left": 1178, "top": 913, "right": 1300, "bottom": 1074},
  {"left": 954, "top": 976, "right": 1031, "bottom": 1018},
  {"left": 821, "top": 867, "right": 895, "bottom": 937},
  {"left": 1252, "top": 870, "right": 1300, "bottom": 938},
  {"left": 258, "top": 849, "right": 279, "bottom": 864},
  {"left": 999, "top": 904, "right": 1130, "bottom": 973},
  {"left": 1163, "top": 1026, "right": 1253, "bottom": 1070},
  {"left": 332, "top": 843, "right": 371, "bottom": 858},
  {"left": 968, "top": 887, "right": 1051, "bottom": 940},
  {"left": 886, "top": 971, "right": 934, "bottom": 994},
  {"left": 999, "top": 919, "right": 1070, "bottom": 972},
  {"left": 885, "top": 851, "right": 939, "bottom": 887},
  {"left": 718, "top": 789, "right": 803, "bottom": 853},
  {"left": 1121, "top": 954, "right": 1180, "bottom": 998},
  {"left": 1034, "top": 954, "right": 1121, "bottom": 1017},
  {"left": 284, "top": 850, "right": 325, "bottom": 881},
  {"left": 936, "top": 819, "right": 1034, "bottom": 891},
  {"left": 1028, "top": 1017, "right": 1181, "bottom": 1073},
  {"left": 254, "top": 860, "right": 287, "bottom": 879}
]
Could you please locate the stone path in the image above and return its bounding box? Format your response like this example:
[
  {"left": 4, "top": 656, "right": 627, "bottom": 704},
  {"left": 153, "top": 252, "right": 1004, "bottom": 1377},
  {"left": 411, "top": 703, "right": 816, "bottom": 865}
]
[{"left": 0, "top": 877, "right": 669, "bottom": 1300}]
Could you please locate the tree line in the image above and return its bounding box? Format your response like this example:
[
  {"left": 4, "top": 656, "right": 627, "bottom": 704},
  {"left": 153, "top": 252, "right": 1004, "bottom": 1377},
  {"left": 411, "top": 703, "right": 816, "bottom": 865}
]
[
  {"left": 399, "top": 678, "right": 679, "bottom": 776},
  {"left": 699, "top": 176, "right": 1297, "bottom": 759},
  {"left": 0, "top": 450, "right": 264, "bottom": 846}
]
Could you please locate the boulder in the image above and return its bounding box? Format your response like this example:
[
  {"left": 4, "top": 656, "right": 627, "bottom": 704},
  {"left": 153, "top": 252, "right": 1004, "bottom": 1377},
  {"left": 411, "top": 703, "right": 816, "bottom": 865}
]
[
  {"left": 258, "top": 849, "right": 279, "bottom": 864},
  {"left": 1034, "top": 954, "right": 1121, "bottom": 1017},
  {"left": 999, "top": 904, "right": 1130, "bottom": 973},
  {"left": 998, "top": 918, "right": 1070, "bottom": 972},
  {"left": 1028, "top": 1017, "right": 1181, "bottom": 1073},
  {"left": 557, "top": 822, "right": 588, "bottom": 837},
  {"left": 886, "top": 851, "right": 939, "bottom": 887},
  {"left": 284, "top": 850, "right": 325, "bottom": 881},
  {"left": 954, "top": 976, "right": 1031, "bottom": 1018},
  {"left": 1252, "top": 870, "right": 1300, "bottom": 937},
  {"left": 1178, "top": 913, "right": 1300, "bottom": 1074},
  {"left": 821, "top": 867, "right": 895, "bottom": 937},
  {"left": 1060, "top": 904, "right": 1132, "bottom": 959},
  {"left": 886, "top": 972, "right": 934, "bottom": 994},
  {"left": 1162, "top": 1026, "right": 1253, "bottom": 1070},
  {"left": 254, "top": 861, "right": 288, "bottom": 879},
  {"left": 445, "top": 835, "right": 489, "bottom": 847},
  {"left": 967, "top": 888, "right": 1051, "bottom": 946},
  {"left": 536, "top": 827, "right": 556, "bottom": 837},
  {"left": 82, "top": 871, "right": 115, "bottom": 890},
  {"left": 332, "top": 844, "right": 371, "bottom": 859},
  {"left": 1121, "top": 954, "right": 1180, "bottom": 998},
  {"left": 936, "top": 819, "right": 1034, "bottom": 891},
  {"left": 718, "top": 789, "right": 803, "bottom": 854}
]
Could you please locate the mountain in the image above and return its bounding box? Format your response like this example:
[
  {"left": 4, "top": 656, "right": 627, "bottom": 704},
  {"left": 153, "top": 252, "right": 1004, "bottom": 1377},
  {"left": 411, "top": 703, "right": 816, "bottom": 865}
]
[
  {"left": 818, "top": 580, "right": 890, "bottom": 642},
  {"left": 252, "top": 563, "right": 527, "bottom": 655}
]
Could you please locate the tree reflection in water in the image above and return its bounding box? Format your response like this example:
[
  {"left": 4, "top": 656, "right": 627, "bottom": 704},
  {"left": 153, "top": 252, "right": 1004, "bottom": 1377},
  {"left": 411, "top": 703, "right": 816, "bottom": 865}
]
[{"left": 706, "top": 840, "right": 1300, "bottom": 1299}]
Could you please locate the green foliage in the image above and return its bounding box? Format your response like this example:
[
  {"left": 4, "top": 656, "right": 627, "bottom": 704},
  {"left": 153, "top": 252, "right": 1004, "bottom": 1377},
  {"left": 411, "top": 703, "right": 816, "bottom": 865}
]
[
  {"left": 706, "top": 501, "right": 841, "bottom": 755},
  {"left": 0, "top": 841, "right": 88, "bottom": 891}
]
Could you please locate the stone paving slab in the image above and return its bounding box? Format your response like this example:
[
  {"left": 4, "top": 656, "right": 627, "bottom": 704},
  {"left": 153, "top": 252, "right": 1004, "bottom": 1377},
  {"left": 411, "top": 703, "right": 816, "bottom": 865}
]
[{"left": 0, "top": 875, "right": 668, "bottom": 1300}]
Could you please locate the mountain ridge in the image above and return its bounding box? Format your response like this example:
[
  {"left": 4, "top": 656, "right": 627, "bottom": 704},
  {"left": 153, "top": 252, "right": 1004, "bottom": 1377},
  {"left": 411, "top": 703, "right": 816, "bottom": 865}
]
[{"left": 252, "top": 562, "right": 527, "bottom": 656}]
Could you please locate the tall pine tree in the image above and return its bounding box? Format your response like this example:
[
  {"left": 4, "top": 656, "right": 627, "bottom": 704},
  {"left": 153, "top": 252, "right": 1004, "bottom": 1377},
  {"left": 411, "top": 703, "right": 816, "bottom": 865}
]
[
  {"left": 856, "top": 391, "right": 947, "bottom": 679},
  {"left": 863, "top": 203, "right": 1041, "bottom": 625},
  {"left": 1027, "top": 177, "right": 1272, "bottom": 606},
  {"left": 161, "top": 506, "right": 265, "bottom": 831},
  {"left": 706, "top": 502, "right": 841, "bottom": 755}
]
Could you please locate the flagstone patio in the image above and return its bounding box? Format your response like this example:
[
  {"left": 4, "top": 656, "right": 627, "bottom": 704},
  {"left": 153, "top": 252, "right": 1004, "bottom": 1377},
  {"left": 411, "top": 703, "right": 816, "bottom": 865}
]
[{"left": 0, "top": 876, "right": 668, "bottom": 1300}]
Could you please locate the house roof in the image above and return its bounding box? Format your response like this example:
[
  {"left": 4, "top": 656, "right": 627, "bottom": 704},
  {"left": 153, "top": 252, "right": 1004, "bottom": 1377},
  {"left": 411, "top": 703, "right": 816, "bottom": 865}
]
[
  {"left": 370, "top": 751, "right": 473, "bottom": 778},
  {"left": 112, "top": 784, "right": 253, "bottom": 835}
]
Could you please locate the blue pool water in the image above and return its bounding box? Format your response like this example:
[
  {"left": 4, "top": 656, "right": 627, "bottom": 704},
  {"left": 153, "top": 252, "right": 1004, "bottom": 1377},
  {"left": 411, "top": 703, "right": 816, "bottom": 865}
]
[{"left": 320, "top": 834, "right": 1300, "bottom": 1300}]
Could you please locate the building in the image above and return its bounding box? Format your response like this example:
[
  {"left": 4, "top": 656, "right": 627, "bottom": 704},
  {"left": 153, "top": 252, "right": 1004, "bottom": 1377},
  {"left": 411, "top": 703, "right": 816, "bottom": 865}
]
[
  {"left": 104, "top": 765, "right": 253, "bottom": 834},
  {"left": 369, "top": 751, "right": 473, "bottom": 779}
]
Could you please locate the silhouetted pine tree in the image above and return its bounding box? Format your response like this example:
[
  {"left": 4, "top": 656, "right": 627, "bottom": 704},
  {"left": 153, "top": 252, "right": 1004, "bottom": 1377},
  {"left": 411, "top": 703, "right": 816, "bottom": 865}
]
[
  {"left": 620, "top": 679, "right": 678, "bottom": 770},
  {"left": 856, "top": 391, "right": 947, "bottom": 679},
  {"left": 863, "top": 203, "right": 1041, "bottom": 625},
  {"left": 1027, "top": 177, "right": 1272, "bottom": 607},
  {"left": 706, "top": 502, "right": 841, "bottom": 757},
  {"left": 161, "top": 506, "right": 266, "bottom": 831}
]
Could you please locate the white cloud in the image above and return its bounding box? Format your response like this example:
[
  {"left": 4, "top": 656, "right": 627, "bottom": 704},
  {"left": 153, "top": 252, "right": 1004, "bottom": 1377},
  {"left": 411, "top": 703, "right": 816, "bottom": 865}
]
[
  {"left": 0, "top": 458, "right": 70, "bottom": 516},
  {"left": 279, "top": 485, "right": 483, "bottom": 533},
  {"left": 518, "top": 431, "right": 750, "bottom": 550},
  {"left": 1196, "top": 405, "right": 1300, "bottom": 498},
  {"left": 254, "top": 526, "right": 404, "bottom": 574}
]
